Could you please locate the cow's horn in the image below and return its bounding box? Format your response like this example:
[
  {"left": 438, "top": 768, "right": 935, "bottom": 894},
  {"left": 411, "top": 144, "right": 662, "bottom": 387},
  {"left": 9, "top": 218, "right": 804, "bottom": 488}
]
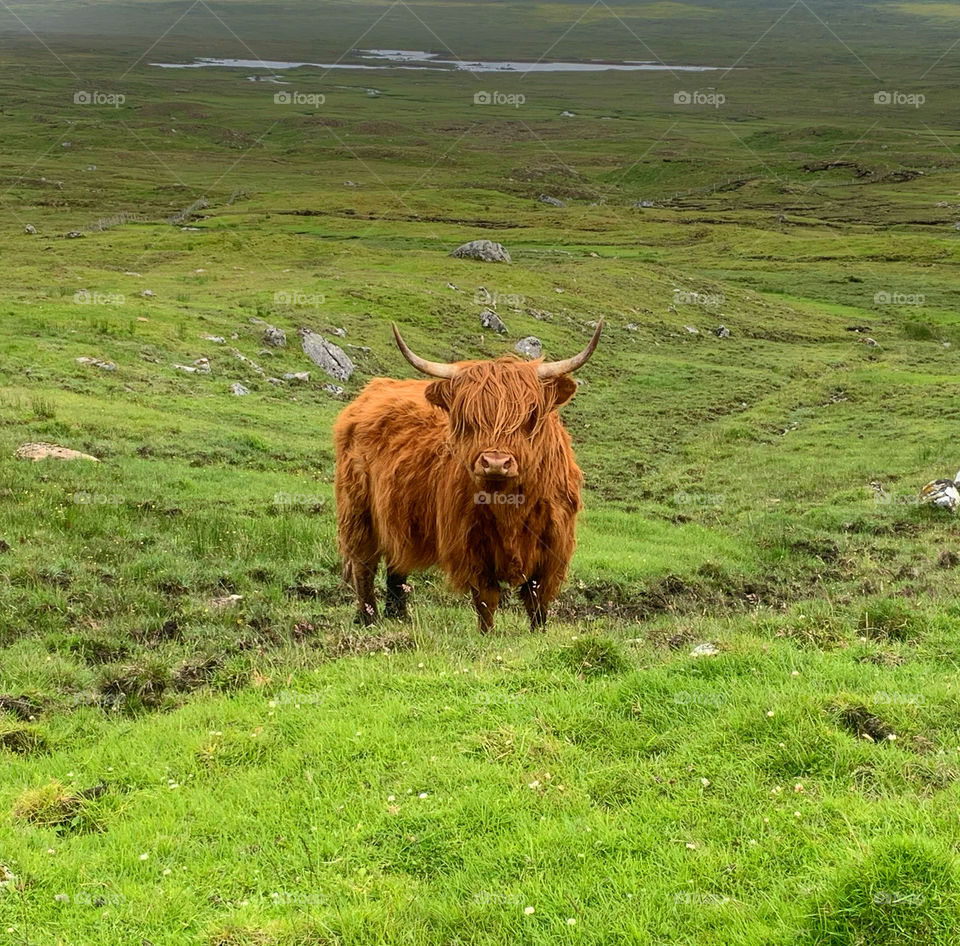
[
  {"left": 537, "top": 321, "right": 603, "bottom": 379},
  {"left": 393, "top": 323, "right": 458, "bottom": 379}
]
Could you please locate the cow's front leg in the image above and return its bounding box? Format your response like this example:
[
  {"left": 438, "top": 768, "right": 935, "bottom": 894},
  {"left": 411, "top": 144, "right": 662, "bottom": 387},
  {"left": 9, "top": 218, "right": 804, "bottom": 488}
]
[
  {"left": 470, "top": 585, "right": 501, "bottom": 633},
  {"left": 519, "top": 578, "right": 547, "bottom": 631},
  {"left": 385, "top": 570, "right": 409, "bottom": 620},
  {"left": 350, "top": 556, "right": 380, "bottom": 626}
]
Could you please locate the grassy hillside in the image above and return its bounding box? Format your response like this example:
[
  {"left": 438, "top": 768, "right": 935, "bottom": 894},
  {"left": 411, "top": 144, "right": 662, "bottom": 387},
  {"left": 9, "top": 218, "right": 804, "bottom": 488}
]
[{"left": 1, "top": 2, "right": 960, "bottom": 943}]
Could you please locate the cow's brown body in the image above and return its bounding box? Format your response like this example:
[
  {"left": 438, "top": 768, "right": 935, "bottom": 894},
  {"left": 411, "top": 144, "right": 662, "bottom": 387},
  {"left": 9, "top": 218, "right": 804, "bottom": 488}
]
[{"left": 334, "top": 328, "right": 599, "bottom": 631}]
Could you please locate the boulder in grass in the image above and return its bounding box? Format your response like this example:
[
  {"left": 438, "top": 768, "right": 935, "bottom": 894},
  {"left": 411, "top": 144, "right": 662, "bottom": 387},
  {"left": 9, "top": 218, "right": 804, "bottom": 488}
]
[
  {"left": 538, "top": 194, "right": 565, "bottom": 207},
  {"left": 15, "top": 443, "right": 99, "bottom": 462},
  {"left": 300, "top": 328, "right": 354, "bottom": 382},
  {"left": 262, "top": 326, "right": 287, "bottom": 348},
  {"left": 450, "top": 240, "right": 511, "bottom": 263},
  {"left": 515, "top": 336, "right": 542, "bottom": 359},
  {"left": 230, "top": 382, "right": 250, "bottom": 396},
  {"left": 480, "top": 309, "right": 508, "bottom": 334}
]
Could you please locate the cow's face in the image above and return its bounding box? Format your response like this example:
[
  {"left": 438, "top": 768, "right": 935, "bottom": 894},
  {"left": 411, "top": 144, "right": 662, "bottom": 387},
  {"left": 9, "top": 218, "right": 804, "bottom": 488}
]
[
  {"left": 392, "top": 322, "right": 601, "bottom": 488},
  {"left": 424, "top": 362, "right": 578, "bottom": 486}
]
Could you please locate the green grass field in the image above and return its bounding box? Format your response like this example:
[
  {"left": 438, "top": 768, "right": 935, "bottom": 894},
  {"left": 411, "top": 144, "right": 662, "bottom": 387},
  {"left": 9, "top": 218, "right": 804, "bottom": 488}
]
[{"left": 2, "top": 1, "right": 960, "bottom": 943}]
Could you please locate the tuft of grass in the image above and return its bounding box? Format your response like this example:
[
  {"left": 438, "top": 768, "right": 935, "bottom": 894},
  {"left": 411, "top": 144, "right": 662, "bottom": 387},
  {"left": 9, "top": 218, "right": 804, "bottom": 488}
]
[
  {"left": 831, "top": 701, "right": 897, "bottom": 743},
  {"left": 11, "top": 780, "right": 107, "bottom": 831},
  {"left": 0, "top": 721, "right": 49, "bottom": 754},
  {"left": 97, "top": 659, "right": 171, "bottom": 713},
  {"left": 804, "top": 836, "right": 960, "bottom": 945},
  {"left": 858, "top": 599, "right": 925, "bottom": 641},
  {"left": 547, "top": 635, "right": 630, "bottom": 677}
]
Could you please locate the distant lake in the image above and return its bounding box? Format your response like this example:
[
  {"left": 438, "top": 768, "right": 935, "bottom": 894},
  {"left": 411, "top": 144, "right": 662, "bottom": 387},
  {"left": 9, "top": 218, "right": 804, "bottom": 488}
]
[{"left": 151, "top": 48, "right": 724, "bottom": 73}]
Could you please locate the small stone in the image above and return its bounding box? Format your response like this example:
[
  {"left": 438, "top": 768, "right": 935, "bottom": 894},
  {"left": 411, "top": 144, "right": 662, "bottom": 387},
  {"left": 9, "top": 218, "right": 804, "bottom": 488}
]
[
  {"left": 23, "top": 225, "right": 37, "bottom": 235},
  {"left": 690, "top": 642, "right": 719, "bottom": 658},
  {"left": 141, "top": 289, "right": 155, "bottom": 298},
  {"left": 230, "top": 382, "right": 250, "bottom": 396},
  {"left": 283, "top": 371, "right": 310, "bottom": 382},
  {"left": 263, "top": 326, "right": 287, "bottom": 347},
  {"left": 480, "top": 309, "right": 507, "bottom": 334},
  {"left": 76, "top": 357, "right": 117, "bottom": 371},
  {"left": 538, "top": 194, "right": 565, "bottom": 207},
  {"left": 714, "top": 325, "right": 730, "bottom": 338},
  {"left": 209, "top": 594, "right": 243, "bottom": 609},
  {"left": 515, "top": 336, "right": 542, "bottom": 359}
]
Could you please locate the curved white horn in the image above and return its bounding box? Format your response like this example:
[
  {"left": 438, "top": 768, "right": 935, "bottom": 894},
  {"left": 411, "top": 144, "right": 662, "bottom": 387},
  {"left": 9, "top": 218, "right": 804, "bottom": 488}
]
[
  {"left": 393, "top": 323, "right": 457, "bottom": 379},
  {"left": 537, "top": 321, "right": 603, "bottom": 379}
]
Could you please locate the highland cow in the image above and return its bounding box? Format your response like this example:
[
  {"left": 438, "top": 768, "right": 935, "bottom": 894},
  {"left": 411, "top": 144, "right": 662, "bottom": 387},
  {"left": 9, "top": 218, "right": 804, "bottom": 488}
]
[{"left": 334, "top": 322, "right": 601, "bottom": 631}]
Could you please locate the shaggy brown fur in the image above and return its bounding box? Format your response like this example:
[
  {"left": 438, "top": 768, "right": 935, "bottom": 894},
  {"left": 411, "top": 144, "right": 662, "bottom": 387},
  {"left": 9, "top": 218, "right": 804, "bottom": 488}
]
[{"left": 334, "top": 356, "right": 586, "bottom": 631}]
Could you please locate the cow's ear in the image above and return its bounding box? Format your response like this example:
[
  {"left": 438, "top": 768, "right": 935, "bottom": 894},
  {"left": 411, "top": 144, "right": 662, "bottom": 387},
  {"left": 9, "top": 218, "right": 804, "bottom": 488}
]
[
  {"left": 425, "top": 380, "right": 452, "bottom": 411},
  {"left": 544, "top": 374, "right": 578, "bottom": 409}
]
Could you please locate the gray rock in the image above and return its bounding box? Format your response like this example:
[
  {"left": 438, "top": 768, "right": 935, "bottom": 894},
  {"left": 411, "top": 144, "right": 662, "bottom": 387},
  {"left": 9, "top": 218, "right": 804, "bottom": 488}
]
[
  {"left": 690, "top": 642, "right": 719, "bottom": 658},
  {"left": 633, "top": 199, "right": 656, "bottom": 208},
  {"left": 23, "top": 224, "right": 36, "bottom": 235},
  {"left": 283, "top": 371, "right": 310, "bottom": 382},
  {"left": 538, "top": 194, "right": 566, "bottom": 207},
  {"left": 861, "top": 336, "right": 879, "bottom": 347},
  {"left": 300, "top": 328, "right": 354, "bottom": 381},
  {"left": 228, "top": 348, "right": 264, "bottom": 376},
  {"left": 714, "top": 325, "right": 730, "bottom": 338},
  {"left": 323, "top": 384, "right": 345, "bottom": 396},
  {"left": 66, "top": 231, "right": 84, "bottom": 239},
  {"left": 624, "top": 323, "right": 640, "bottom": 332},
  {"left": 76, "top": 356, "right": 117, "bottom": 371},
  {"left": 141, "top": 289, "right": 155, "bottom": 298},
  {"left": 201, "top": 335, "right": 226, "bottom": 344},
  {"left": 560, "top": 110, "right": 576, "bottom": 117},
  {"left": 230, "top": 382, "right": 250, "bottom": 396},
  {"left": 480, "top": 308, "right": 508, "bottom": 334},
  {"left": 15, "top": 442, "right": 99, "bottom": 462},
  {"left": 263, "top": 326, "right": 287, "bottom": 347},
  {"left": 267, "top": 377, "right": 284, "bottom": 385},
  {"left": 684, "top": 325, "right": 699, "bottom": 334},
  {"left": 515, "top": 336, "right": 542, "bottom": 359},
  {"left": 450, "top": 240, "right": 511, "bottom": 263}
]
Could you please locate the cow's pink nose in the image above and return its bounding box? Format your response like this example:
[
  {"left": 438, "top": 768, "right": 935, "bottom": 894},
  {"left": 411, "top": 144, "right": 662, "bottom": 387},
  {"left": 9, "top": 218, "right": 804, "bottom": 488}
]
[{"left": 476, "top": 451, "right": 518, "bottom": 478}]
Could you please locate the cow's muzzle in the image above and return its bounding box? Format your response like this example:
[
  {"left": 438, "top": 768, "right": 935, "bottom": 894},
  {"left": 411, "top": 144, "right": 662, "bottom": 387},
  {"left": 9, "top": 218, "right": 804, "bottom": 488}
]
[{"left": 474, "top": 451, "right": 518, "bottom": 480}]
